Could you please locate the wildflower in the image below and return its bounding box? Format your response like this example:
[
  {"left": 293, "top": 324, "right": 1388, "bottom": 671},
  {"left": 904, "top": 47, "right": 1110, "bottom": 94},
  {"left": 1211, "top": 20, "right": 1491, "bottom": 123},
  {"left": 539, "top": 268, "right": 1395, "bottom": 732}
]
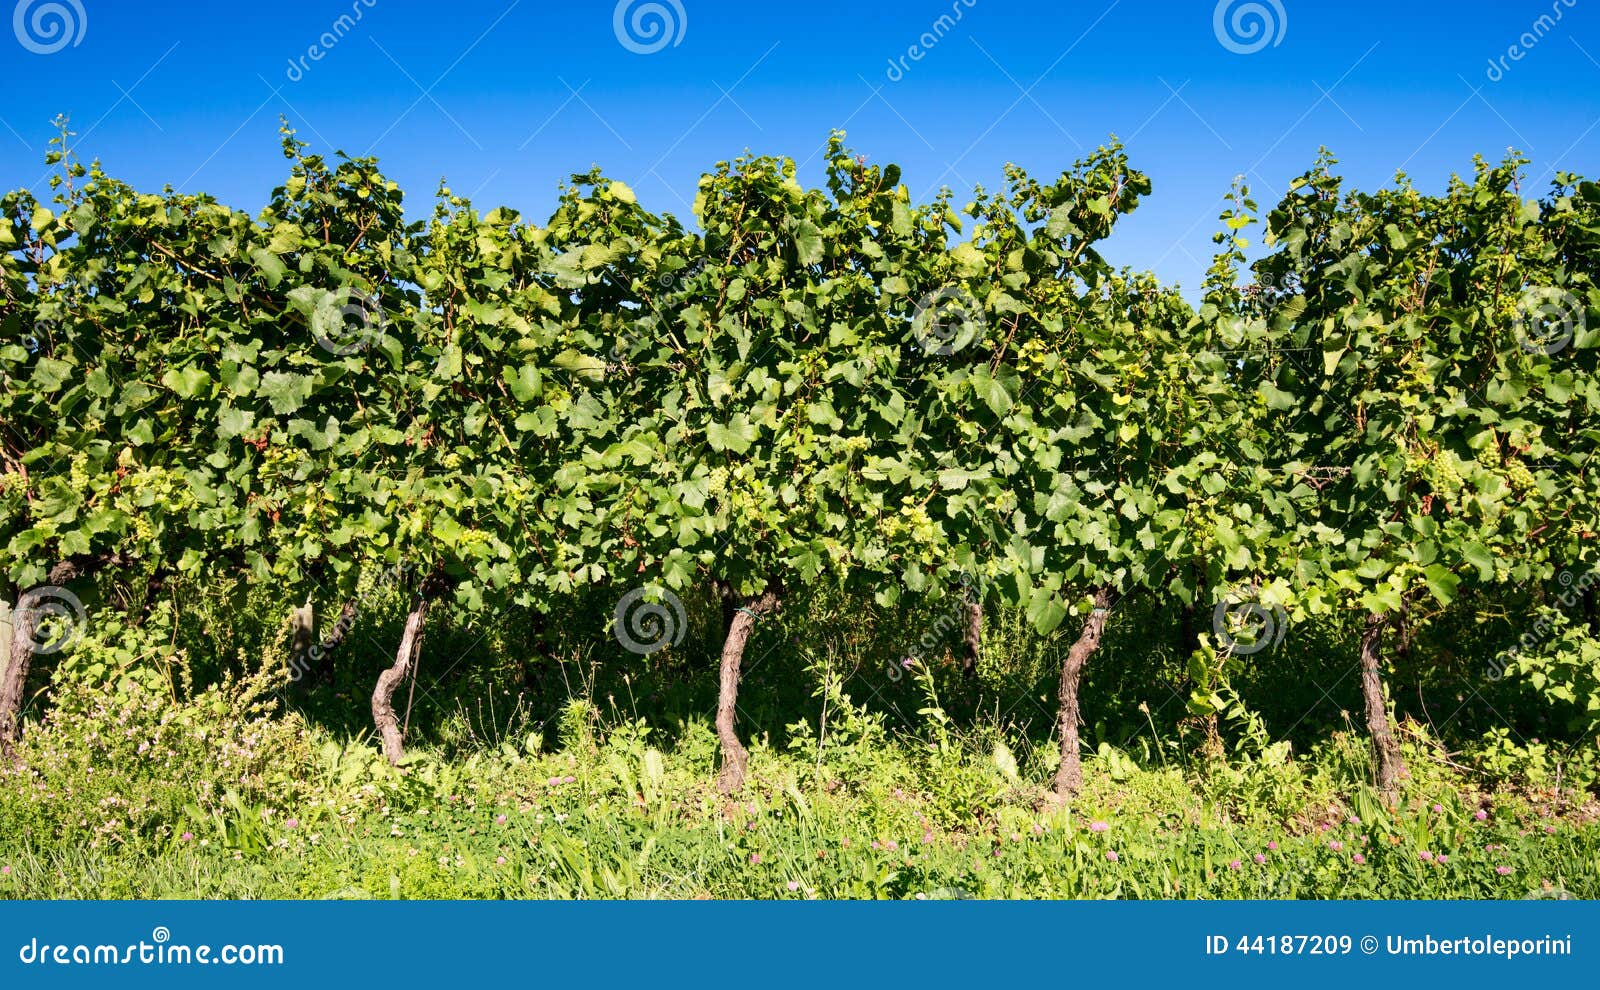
[
  {"left": 1352, "top": 853, "right": 1366, "bottom": 865},
  {"left": 564, "top": 775, "right": 577, "bottom": 784},
  {"left": 787, "top": 881, "right": 800, "bottom": 892},
  {"left": 749, "top": 853, "right": 761, "bottom": 865},
  {"left": 1496, "top": 866, "right": 1513, "bottom": 876},
  {"left": 1253, "top": 854, "right": 1266, "bottom": 865},
  {"left": 1031, "top": 824, "right": 1044, "bottom": 835},
  {"left": 1010, "top": 833, "right": 1023, "bottom": 843},
  {"left": 1432, "top": 803, "right": 1444, "bottom": 814},
  {"left": 1474, "top": 809, "right": 1489, "bottom": 822},
  {"left": 1089, "top": 821, "right": 1109, "bottom": 833},
  {"left": 1544, "top": 824, "right": 1556, "bottom": 834},
  {"left": 495, "top": 814, "right": 507, "bottom": 825},
  {"left": 180, "top": 832, "right": 194, "bottom": 842},
  {"left": 1, "top": 866, "right": 9, "bottom": 876},
  {"left": 922, "top": 832, "right": 934, "bottom": 845},
  {"left": 1348, "top": 816, "right": 1360, "bottom": 825},
  {"left": 1328, "top": 841, "right": 1343, "bottom": 852},
  {"left": 1228, "top": 860, "right": 1241, "bottom": 870},
  {"left": 1419, "top": 850, "right": 1434, "bottom": 862},
  {"left": 1438, "top": 854, "right": 1449, "bottom": 864},
  {"left": 885, "top": 840, "right": 899, "bottom": 852},
  {"left": 1105, "top": 850, "right": 1119, "bottom": 863},
  {"left": 1266, "top": 841, "right": 1278, "bottom": 851},
  {"left": 285, "top": 818, "right": 299, "bottom": 829},
  {"left": 496, "top": 856, "right": 507, "bottom": 865}
]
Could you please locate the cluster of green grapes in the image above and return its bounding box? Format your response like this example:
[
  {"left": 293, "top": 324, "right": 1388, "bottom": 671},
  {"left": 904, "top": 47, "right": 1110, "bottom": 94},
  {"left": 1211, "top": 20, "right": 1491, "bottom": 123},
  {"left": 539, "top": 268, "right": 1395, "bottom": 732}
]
[
  {"left": 880, "top": 497, "right": 941, "bottom": 564},
  {"left": 1505, "top": 457, "right": 1537, "bottom": 496},
  {"left": 1425, "top": 446, "right": 1465, "bottom": 499},
  {"left": 453, "top": 527, "right": 496, "bottom": 558},
  {"left": 112, "top": 463, "right": 196, "bottom": 543},
  {"left": 706, "top": 463, "right": 773, "bottom": 525}
]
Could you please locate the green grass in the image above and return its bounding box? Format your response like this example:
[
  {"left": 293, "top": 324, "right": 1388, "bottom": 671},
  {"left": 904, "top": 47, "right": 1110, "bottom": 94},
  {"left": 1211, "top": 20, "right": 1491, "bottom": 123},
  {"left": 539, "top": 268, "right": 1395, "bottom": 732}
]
[
  {"left": 2, "top": 689, "right": 1594, "bottom": 900},
  {"left": 3, "top": 582, "right": 1597, "bottom": 900}
]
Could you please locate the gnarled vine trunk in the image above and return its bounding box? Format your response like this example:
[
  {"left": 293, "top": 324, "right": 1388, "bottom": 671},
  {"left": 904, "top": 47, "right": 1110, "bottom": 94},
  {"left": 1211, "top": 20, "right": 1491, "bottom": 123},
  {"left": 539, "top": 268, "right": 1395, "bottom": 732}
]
[
  {"left": 1, "top": 561, "right": 94, "bottom": 755},
  {"left": 715, "top": 588, "right": 780, "bottom": 794},
  {"left": 0, "top": 596, "right": 37, "bottom": 758},
  {"left": 372, "top": 597, "right": 430, "bottom": 766},
  {"left": 1359, "top": 612, "right": 1405, "bottom": 798},
  {"left": 1053, "top": 587, "right": 1113, "bottom": 798}
]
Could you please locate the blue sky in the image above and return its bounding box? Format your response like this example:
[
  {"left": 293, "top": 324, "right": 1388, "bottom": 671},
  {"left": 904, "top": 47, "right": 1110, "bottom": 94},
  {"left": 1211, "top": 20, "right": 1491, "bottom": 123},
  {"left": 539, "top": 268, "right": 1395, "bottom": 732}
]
[{"left": 2, "top": 0, "right": 1597, "bottom": 291}]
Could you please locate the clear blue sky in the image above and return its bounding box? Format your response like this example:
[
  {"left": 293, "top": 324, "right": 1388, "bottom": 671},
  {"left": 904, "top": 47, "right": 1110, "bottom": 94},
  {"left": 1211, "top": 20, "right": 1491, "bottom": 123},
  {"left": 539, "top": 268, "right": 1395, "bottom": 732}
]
[{"left": 2, "top": 0, "right": 1596, "bottom": 291}]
